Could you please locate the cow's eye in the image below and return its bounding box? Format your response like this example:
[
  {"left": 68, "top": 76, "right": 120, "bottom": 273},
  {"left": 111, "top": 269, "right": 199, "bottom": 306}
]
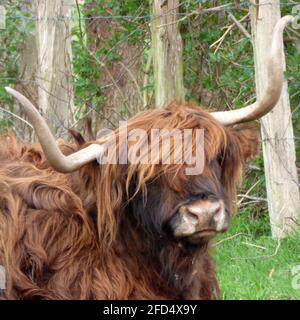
[{"left": 190, "top": 192, "right": 208, "bottom": 201}]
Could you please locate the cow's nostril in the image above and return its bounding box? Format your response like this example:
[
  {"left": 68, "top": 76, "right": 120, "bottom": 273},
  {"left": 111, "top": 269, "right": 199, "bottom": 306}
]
[
  {"left": 211, "top": 204, "right": 221, "bottom": 216},
  {"left": 186, "top": 211, "right": 199, "bottom": 224}
]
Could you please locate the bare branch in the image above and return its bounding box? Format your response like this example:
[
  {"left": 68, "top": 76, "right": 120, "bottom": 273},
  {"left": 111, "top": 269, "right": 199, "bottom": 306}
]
[
  {"left": 228, "top": 12, "right": 251, "bottom": 38},
  {"left": 0, "top": 106, "right": 33, "bottom": 129}
]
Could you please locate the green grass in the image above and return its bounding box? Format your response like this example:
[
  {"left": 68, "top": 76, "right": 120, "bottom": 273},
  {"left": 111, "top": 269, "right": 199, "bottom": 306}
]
[{"left": 213, "top": 212, "right": 300, "bottom": 300}]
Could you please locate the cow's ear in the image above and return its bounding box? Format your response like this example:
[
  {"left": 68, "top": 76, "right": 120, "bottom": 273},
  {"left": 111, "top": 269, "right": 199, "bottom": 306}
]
[
  {"left": 228, "top": 124, "right": 260, "bottom": 162},
  {"left": 220, "top": 125, "right": 260, "bottom": 211}
]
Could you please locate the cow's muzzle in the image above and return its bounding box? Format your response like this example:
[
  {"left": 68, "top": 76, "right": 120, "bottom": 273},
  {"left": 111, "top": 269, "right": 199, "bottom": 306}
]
[{"left": 166, "top": 198, "right": 230, "bottom": 244}]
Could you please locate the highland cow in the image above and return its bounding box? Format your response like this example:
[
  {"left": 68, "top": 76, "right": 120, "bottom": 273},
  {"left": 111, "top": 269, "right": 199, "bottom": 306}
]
[{"left": 0, "top": 16, "right": 294, "bottom": 300}]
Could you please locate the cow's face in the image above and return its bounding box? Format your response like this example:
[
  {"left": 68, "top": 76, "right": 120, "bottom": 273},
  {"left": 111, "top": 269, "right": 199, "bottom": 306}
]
[
  {"left": 128, "top": 125, "right": 258, "bottom": 246},
  {"left": 133, "top": 162, "right": 229, "bottom": 245}
]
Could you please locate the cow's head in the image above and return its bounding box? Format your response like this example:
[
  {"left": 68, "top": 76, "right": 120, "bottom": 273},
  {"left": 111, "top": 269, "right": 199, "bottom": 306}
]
[
  {"left": 4, "top": 16, "right": 293, "bottom": 247},
  {"left": 117, "top": 104, "right": 259, "bottom": 245}
]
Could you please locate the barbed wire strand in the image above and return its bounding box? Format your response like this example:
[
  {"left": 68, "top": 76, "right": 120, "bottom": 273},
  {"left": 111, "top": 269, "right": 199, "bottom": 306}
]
[{"left": 0, "top": 1, "right": 298, "bottom": 22}]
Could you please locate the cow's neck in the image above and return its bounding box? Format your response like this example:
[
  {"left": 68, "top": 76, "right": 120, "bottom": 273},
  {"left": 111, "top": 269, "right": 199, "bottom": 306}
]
[{"left": 116, "top": 218, "right": 215, "bottom": 299}]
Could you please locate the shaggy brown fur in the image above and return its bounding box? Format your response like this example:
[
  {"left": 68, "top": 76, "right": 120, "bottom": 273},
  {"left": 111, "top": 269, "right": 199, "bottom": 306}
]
[{"left": 0, "top": 102, "right": 259, "bottom": 300}]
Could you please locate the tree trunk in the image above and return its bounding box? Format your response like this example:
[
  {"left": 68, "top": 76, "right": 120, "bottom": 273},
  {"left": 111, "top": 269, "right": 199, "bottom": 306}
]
[
  {"left": 150, "top": 0, "right": 184, "bottom": 107},
  {"left": 14, "top": 0, "right": 37, "bottom": 141},
  {"left": 35, "top": 0, "right": 74, "bottom": 136},
  {"left": 250, "top": 0, "right": 300, "bottom": 238}
]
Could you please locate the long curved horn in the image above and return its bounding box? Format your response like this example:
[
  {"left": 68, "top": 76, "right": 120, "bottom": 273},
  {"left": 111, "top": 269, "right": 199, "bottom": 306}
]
[
  {"left": 211, "top": 15, "right": 295, "bottom": 126},
  {"left": 5, "top": 87, "right": 103, "bottom": 173}
]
